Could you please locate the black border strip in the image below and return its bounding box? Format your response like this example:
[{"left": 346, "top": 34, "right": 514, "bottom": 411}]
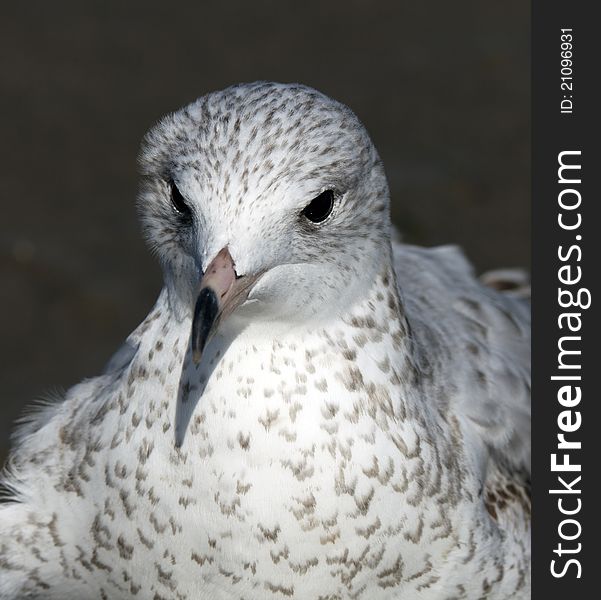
[{"left": 532, "top": 1, "right": 599, "bottom": 596}]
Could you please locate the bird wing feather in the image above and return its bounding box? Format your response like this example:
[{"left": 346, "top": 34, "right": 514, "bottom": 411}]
[{"left": 391, "top": 242, "right": 531, "bottom": 479}]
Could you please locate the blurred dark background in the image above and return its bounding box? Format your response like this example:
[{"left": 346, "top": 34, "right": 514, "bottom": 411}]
[{"left": 0, "top": 1, "right": 530, "bottom": 460}]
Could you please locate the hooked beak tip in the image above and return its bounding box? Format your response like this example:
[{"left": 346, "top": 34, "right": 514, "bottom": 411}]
[
  {"left": 191, "top": 286, "right": 220, "bottom": 365},
  {"left": 192, "top": 350, "right": 202, "bottom": 365}
]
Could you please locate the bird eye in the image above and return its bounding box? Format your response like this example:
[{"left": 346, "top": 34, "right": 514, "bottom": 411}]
[
  {"left": 302, "top": 189, "right": 335, "bottom": 224},
  {"left": 169, "top": 179, "right": 191, "bottom": 217}
]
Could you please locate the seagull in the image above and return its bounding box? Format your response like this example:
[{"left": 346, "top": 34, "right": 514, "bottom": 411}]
[{"left": 0, "top": 82, "right": 530, "bottom": 599}]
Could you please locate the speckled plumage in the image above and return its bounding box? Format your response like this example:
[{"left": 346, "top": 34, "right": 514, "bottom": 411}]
[{"left": 0, "top": 82, "right": 530, "bottom": 599}]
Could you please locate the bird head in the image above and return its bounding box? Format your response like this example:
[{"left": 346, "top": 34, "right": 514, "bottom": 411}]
[{"left": 138, "top": 82, "right": 391, "bottom": 362}]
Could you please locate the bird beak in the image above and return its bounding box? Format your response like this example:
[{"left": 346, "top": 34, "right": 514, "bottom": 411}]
[{"left": 191, "top": 246, "right": 261, "bottom": 364}]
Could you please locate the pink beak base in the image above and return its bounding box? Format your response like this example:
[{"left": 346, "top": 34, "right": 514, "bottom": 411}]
[{"left": 190, "top": 247, "right": 262, "bottom": 365}]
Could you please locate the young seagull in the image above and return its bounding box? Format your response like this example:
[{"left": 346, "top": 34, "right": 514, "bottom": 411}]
[{"left": 0, "top": 82, "right": 531, "bottom": 599}]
